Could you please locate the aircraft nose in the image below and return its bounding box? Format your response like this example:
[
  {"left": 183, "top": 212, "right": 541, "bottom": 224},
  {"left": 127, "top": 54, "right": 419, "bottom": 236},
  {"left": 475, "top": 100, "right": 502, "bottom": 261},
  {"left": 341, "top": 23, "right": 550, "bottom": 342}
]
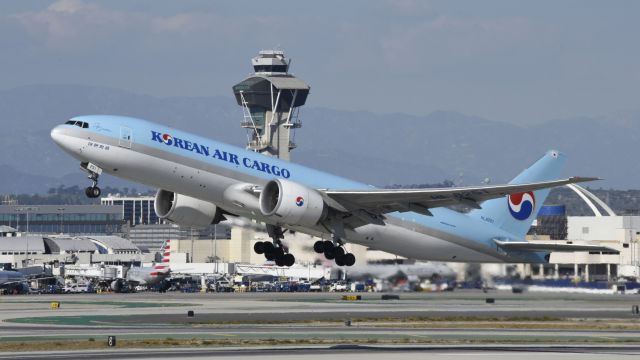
[{"left": 50, "top": 125, "right": 64, "bottom": 146}]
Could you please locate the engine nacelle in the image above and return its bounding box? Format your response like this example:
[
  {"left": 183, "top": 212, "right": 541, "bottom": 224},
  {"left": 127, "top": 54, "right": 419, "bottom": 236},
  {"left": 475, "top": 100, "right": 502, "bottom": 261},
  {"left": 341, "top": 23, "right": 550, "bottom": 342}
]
[
  {"left": 154, "top": 189, "right": 224, "bottom": 228},
  {"left": 110, "top": 279, "right": 128, "bottom": 293},
  {"left": 259, "top": 179, "right": 326, "bottom": 227}
]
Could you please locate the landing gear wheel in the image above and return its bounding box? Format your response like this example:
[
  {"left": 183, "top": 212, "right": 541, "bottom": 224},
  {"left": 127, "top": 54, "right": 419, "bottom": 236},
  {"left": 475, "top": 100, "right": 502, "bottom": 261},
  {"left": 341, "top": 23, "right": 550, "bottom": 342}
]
[
  {"left": 283, "top": 253, "right": 295, "bottom": 267},
  {"left": 313, "top": 241, "right": 325, "bottom": 253},
  {"left": 343, "top": 253, "right": 356, "bottom": 267},
  {"left": 254, "top": 242, "right": 265, "bottom": 254},
  {"left": 324, "top": 247, "right": 336, "bottom": 260},
  {"left": 322, "top": 240, "right": 334, "bottom": 253},
  {"left": 85, "top": 186, "right": 101, "bottom": 198},
  {"left": 264, "top": 246, "right": 276, "bottom": 261},
  {"left": 275, "top": 256, "right": 286, "bottom": 267},
  {"left": 335, "top": 255, "right": 345, "bottom": 267},
  {"left": 267, "top": 245, "right": 284, "bottom": 262},
  {"left": 334, "top": 247, "right": 345, "bottom": 258}
]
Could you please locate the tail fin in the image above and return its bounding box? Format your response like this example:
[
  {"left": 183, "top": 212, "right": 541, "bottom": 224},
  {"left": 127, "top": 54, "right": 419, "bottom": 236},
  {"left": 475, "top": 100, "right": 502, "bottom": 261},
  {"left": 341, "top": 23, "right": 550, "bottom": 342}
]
[
  {"left": 469, "top": 150, "right": 566, "bottom": 239},
  {"left": 153, "top": 239, "right": 171, "bottom": 275}
]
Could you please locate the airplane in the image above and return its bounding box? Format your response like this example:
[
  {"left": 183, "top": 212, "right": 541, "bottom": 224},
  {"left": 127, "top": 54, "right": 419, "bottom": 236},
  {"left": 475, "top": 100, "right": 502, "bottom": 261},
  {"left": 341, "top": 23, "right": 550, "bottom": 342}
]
[
  {"left": 0, "top": 270, "right": 28, "bottom": 294},
  {"left": 111, "top": 239, "right": 171, "bottom": 291},
  {"left": 0, "top": 267, "right": 57, "bottom": 294},
  {"left": 50, "top": 115, "right": 617, "bottom": 267}
]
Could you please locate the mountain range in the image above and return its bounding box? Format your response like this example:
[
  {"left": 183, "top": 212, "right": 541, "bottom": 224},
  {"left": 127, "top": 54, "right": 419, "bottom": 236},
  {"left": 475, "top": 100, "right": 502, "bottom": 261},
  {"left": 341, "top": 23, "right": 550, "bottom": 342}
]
[{"left": 1, "top": 84, "right": 638, "bottom": 194}]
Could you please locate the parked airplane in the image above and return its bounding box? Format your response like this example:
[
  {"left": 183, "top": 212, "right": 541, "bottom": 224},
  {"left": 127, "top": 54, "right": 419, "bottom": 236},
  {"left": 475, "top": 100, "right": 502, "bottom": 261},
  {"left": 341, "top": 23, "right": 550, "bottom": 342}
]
[
  {"left": 111, "top": 239, "right": 171, "bottom": 291},
  {"left": 0, "top": 270, "right": 28, "bottom": 293},
  {"left": 51, "top": 116, "right": 616, "bottom": 267},
  {"left": 0, "top": 267, "right": 55, "bottom": 294}
]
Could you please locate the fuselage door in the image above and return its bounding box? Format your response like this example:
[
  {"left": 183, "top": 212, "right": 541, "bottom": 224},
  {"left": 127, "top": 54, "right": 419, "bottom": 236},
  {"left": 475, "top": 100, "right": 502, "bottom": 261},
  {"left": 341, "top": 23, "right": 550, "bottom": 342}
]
[{"left": 119, "top": 127, "right": 133, "bottom": 148}]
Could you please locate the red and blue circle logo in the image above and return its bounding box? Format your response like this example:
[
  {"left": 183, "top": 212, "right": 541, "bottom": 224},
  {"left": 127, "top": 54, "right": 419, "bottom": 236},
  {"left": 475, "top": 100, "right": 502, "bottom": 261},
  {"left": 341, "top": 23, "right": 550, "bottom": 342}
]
[
  {"left": 295, "top": 196, "right": 304, "bottom": 207},
  {"left": 162, "top": 133, "right": 173, "bottom": 145},
  {"left": 507, "top": 192, "right": 535, "bottom": 220}
]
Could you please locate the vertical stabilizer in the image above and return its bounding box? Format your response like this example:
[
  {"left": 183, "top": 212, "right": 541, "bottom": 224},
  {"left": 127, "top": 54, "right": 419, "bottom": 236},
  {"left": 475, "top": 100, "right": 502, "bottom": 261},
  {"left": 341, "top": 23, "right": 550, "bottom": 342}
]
[
  {"left": 151, "top": 239, "right": 171, "bottom": 276},
  {"left": 469, "top": 150, "right": 566, "bottom": 239}
]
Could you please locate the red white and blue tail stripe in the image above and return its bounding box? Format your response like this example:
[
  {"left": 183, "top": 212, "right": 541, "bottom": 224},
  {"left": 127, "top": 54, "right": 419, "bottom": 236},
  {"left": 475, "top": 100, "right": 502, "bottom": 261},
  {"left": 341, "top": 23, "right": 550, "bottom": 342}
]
[{"left": 151, "top": 239, "right": 171, "bottom": 277}]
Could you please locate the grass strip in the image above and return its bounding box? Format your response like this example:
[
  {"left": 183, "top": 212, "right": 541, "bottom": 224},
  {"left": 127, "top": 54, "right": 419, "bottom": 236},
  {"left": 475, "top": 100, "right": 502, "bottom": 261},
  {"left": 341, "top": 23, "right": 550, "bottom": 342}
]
[{"left": 2, "top": 336, "right": 640, "bottom": 352}]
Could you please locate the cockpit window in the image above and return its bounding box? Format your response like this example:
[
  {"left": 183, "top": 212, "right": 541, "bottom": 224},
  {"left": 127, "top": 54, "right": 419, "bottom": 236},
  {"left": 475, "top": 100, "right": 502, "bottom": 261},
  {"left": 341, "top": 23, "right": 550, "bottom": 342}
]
[{"left": 64, "top": 120, "right": 89, "bottom": 128}]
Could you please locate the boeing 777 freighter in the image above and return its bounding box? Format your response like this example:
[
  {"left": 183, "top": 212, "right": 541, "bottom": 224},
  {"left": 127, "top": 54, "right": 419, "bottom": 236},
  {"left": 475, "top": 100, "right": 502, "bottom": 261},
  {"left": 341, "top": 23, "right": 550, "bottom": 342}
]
[{"left": 51, "top": 116, "right": 615, "bottom": 267}]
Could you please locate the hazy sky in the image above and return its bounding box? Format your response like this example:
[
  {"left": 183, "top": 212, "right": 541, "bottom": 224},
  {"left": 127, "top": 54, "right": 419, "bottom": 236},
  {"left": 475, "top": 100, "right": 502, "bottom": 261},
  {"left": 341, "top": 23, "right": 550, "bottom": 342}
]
[{"left": 1, "top": 0, "right": 639, "bottom": 124}]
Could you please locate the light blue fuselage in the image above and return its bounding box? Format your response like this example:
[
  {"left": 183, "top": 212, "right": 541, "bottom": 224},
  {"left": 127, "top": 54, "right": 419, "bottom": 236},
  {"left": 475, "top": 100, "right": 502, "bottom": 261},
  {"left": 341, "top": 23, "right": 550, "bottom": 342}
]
[{"left": 51, "top": 115, "right": 547, "bottom": 263}]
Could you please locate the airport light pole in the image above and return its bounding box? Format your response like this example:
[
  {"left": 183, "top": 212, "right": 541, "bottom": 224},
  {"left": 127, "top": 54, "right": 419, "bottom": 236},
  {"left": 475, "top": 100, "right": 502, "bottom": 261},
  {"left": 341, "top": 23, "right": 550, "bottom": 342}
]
[
  {"left": 14, "top": 208, "right": 19, "bottom": 233},
  {"left": 636, "top": 231, "right": 640, "bottom": 272},
  {"left": 15, "top": 207, "right": 38, "bottom": 236},
  {"left": 15, "top": 207, "right": 37, "bottom": 267},
  {"left": 190, "top": 227, "right": 195, "bottom": 263},
  {"left": 25, "top": 234, "right": 29, "bottom": 267},
  {"left": 57, "top": 207, "right": 65, "bottom": 234},
  {"left": 214, "top": 224, "right": 218, "bottom": 274}
]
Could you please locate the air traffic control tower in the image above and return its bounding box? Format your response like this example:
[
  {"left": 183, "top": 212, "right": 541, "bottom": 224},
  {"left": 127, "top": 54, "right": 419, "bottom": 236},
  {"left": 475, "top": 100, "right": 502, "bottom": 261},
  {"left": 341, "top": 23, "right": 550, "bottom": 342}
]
[{"left": 232, "top": 50, "right": 310, "bottom": 161}]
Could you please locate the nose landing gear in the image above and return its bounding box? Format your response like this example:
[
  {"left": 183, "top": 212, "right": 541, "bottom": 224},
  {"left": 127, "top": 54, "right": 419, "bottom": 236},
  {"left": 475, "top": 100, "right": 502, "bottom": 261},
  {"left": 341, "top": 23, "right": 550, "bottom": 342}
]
[
  {"left": 85, "top": 185, "right": 101, "bottom": 198},
  {"left": 80, "top": 162, "right": 102, "bottom": 198}
]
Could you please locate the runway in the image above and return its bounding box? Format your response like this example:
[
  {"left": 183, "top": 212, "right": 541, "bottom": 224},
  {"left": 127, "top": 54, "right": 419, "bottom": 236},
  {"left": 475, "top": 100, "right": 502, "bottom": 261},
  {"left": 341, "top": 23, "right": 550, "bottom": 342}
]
[
  {"left": 1, "top": 290, "right": 640, "bottom": 358},
  {"left": 2, "top": 345, "right": 640, "bottom": 360}
]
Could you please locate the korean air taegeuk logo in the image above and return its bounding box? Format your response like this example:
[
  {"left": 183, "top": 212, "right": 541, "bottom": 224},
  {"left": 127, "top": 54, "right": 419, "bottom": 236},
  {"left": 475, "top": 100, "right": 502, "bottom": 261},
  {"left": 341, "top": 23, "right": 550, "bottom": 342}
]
[{"left": 507, "top": 192, "right": 535, "bottom": 220}]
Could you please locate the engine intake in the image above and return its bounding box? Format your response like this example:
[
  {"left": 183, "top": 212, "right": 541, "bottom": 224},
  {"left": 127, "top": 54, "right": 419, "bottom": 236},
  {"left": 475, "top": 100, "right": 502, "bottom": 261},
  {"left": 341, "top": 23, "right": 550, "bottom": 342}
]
[
  {"left": 154, "top": 189, "right": 224, "bottom": 228},
  {"left": 259, "top": 179, "right": 326, "bottom": 227}
]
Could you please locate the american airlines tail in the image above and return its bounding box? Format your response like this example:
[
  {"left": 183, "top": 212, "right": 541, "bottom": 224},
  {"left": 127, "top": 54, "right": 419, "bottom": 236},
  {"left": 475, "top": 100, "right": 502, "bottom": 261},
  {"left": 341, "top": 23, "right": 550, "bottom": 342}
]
[
  {"left": 469, "top": 150, "right": 566, "bottom": 239},
  {"left": 151, "top": 239, "right": 171, "bottom": 276}
]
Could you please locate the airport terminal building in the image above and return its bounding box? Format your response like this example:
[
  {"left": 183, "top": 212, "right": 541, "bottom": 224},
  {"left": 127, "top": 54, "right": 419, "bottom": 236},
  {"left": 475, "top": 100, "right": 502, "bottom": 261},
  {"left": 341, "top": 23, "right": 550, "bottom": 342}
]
[
  {"left": 0, "top": 227, "right": 145, "bottom": 270},
  {"left": 0, "top": 205, "right": 124, "bottom": 235},
  {"left": 100, "top": 195, "right": 160, "bottom": 226}
]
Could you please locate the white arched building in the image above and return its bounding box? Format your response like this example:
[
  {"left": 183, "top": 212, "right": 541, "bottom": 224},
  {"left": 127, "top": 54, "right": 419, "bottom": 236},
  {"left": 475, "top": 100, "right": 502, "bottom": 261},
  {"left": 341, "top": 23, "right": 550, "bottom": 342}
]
[{"left": 526, "top": 185, "right": 640, "bottom": 282}]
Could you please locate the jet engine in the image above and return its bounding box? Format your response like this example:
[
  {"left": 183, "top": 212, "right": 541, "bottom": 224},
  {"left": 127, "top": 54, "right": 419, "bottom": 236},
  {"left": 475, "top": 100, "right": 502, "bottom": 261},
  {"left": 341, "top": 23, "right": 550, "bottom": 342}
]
[
  {"left": 259, "top": 179, "right": 326, "bottom": 227},
  {"left": 154, "top": 189, "right": 225, "bottom": 228},
  {"left": 110, "top": 279, "right": 129, "bottom": 293}
]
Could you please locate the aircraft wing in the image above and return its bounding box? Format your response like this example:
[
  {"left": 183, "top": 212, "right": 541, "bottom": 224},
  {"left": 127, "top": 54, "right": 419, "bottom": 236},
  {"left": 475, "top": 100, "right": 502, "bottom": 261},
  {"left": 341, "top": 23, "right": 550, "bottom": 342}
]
[
  {"left": 323, "top": 177, "right": 598, "bottom": 217},
  {"left": 494, "top": 240, "right": 619, "bottom": 254}
]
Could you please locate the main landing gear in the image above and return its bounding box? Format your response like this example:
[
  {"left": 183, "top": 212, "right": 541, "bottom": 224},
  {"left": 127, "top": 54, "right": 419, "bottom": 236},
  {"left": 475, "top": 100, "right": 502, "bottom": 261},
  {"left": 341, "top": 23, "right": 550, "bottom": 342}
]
[
  {"left": 81, "top": 162, "right": 102, "bottom": 198},
  {"left": 313, "top": 238, "right": 355, "bottom": 267},
  {"left": 253, "top": 225, "right": 296, "bottom": 267}
]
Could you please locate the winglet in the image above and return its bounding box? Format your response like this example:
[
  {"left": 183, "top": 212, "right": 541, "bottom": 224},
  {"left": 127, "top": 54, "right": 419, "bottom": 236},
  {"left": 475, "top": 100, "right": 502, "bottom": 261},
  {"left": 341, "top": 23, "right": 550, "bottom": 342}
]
[{"left": 567, "top": 176, "right": 601, "bottom": 183}]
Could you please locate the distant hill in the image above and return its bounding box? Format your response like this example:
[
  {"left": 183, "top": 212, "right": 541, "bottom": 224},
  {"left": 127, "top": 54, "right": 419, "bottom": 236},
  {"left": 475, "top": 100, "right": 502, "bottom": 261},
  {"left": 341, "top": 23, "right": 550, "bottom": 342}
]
[{"left": 1, "top": 84, "right": 639, "bottom": 194}]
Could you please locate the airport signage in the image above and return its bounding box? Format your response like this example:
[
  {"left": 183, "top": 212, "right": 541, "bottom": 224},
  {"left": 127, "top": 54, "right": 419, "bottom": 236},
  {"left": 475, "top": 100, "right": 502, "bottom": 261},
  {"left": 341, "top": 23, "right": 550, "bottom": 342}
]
[{"left": 151, "top": 131, "right": 291, "bottom": 178}]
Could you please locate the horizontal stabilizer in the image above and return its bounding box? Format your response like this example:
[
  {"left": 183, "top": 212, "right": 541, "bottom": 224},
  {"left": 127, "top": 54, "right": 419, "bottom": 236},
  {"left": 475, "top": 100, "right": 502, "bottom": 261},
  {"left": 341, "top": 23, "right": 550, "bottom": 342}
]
[{"left": 494, "top": 240, "right": 619, "bottom": 254}]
